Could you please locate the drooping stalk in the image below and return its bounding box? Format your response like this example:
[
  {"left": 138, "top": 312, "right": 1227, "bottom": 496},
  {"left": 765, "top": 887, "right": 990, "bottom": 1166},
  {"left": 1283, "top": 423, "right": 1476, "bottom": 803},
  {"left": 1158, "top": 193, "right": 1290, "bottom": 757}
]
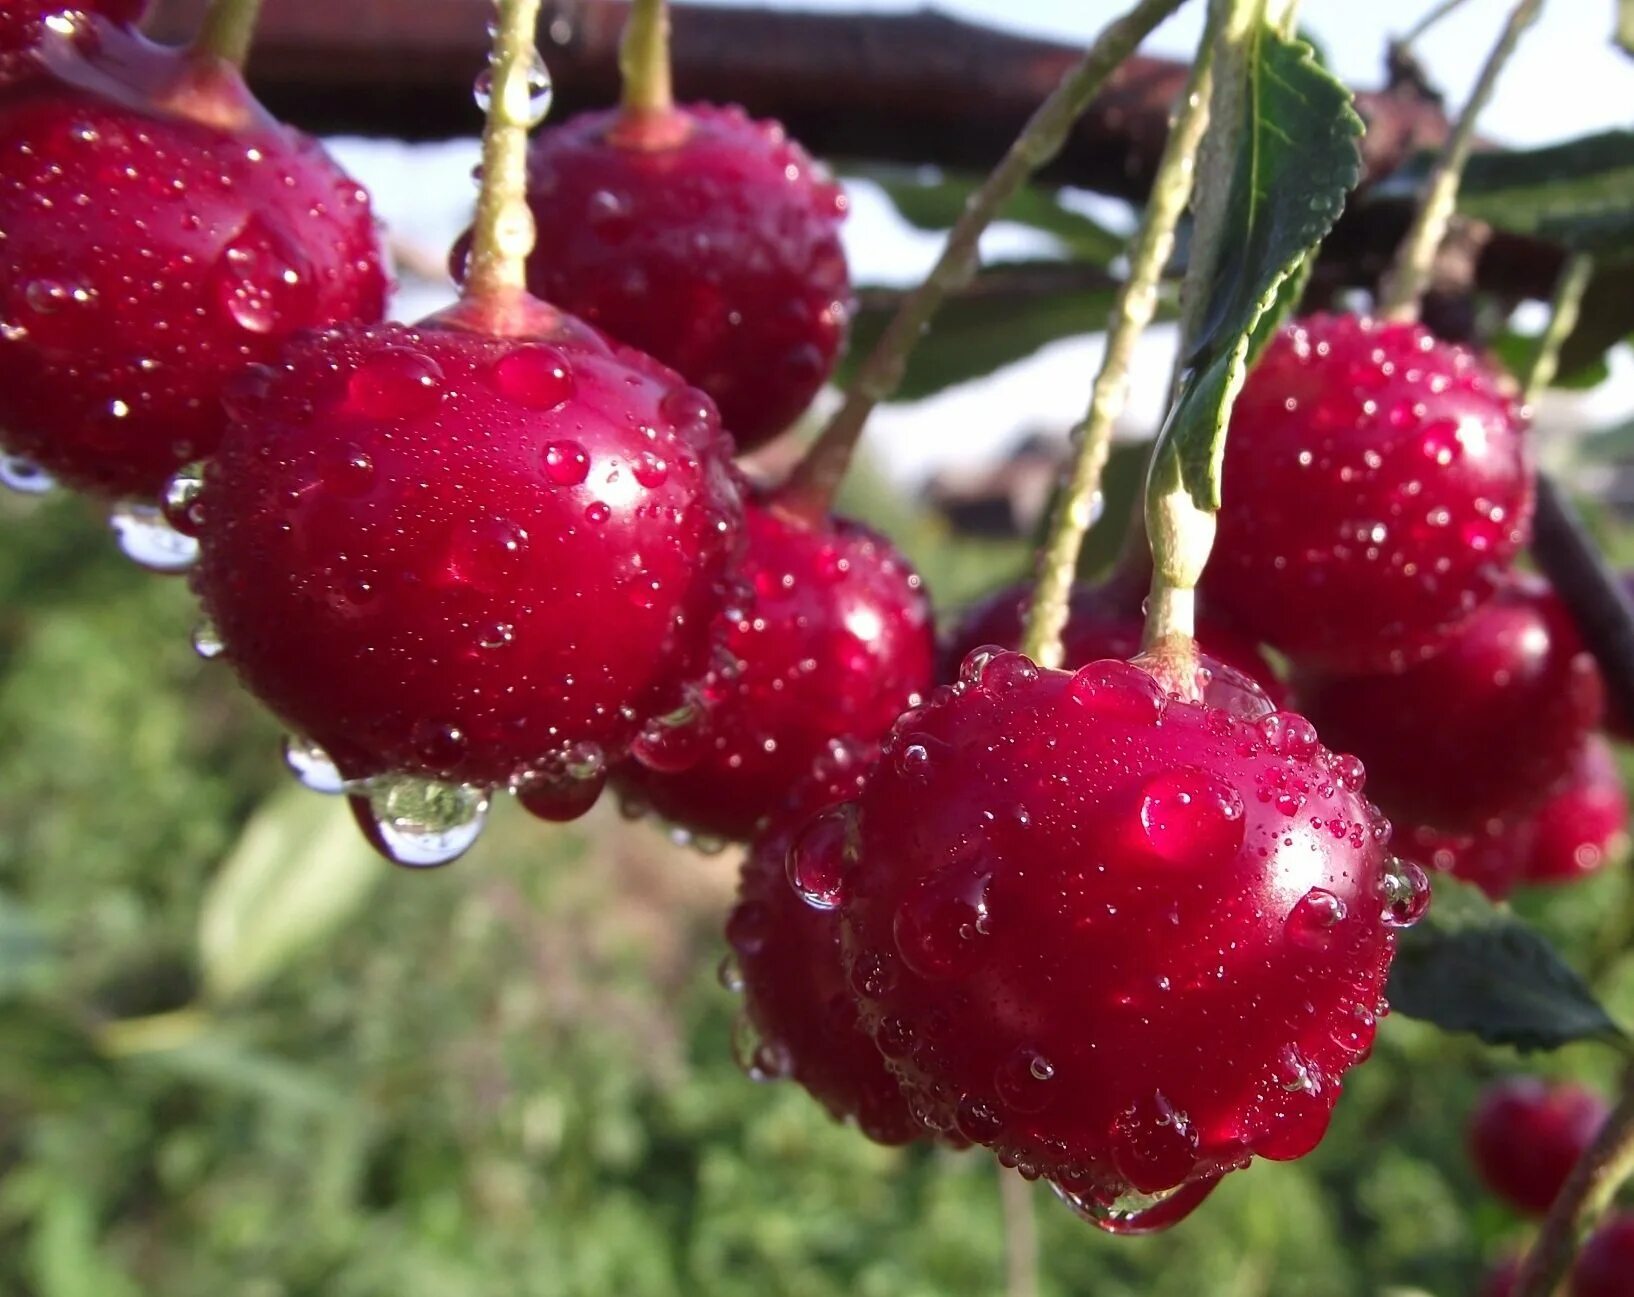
[
  {"left": 191, "top": 0, "right": 265, "bottom": 67},
  {"left": 1376, "top": 0, "right": 1545, "bottom": 321},
  {"left": 1521, "top": 253, "right": 1594, "bottom": 404},
  {"left": 777, "top": 0, "right": 1190, "bottom": 520},
  {"left": 619, "top": 0, "right": 675, "bottom": 118},
  {"left": 1019, "top": 43, "right": 1214, "bottom": 667},
  {"left": 463, "top": 0, "right": 547, "bottom": 308},
  {"left": 1514, "top": 1066, "right": 1634, "bottom": 1297}
]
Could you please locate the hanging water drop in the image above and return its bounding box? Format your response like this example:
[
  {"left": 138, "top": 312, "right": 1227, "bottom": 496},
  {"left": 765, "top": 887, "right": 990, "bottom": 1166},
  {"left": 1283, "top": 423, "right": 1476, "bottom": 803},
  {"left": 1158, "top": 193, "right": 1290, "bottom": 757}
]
[
  {"left": 191, "top": 618, "right": 225, "bottom": 660},
  {"left": 364, "top": 776, "right": 489, "bottom": 868},
  {"left": 282, "top": 734, "right": 348, "bottom": 795},
  {"left": 0, "top": 454, "right": 54, "bottom": 495},
  {"left": 162, "top": 461, "right": 207, "bottom": 535},
  {"left": 109, "top": 501, "right": 199, "bottom": 573},
  {"left": 473, "top": 47, "right": 554, "bottom": 126}
]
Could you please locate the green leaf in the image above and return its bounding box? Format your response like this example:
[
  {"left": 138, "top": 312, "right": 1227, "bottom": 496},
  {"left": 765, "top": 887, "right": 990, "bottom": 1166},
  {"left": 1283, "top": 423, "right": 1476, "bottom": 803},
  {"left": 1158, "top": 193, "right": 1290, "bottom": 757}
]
[
  {"left": 1617, "top": 0, "right": 1634, "bottom": 57},
  {"left": 1157, "top": 22, "right": 1363, "bottom": 512},
  {"left": 198, "top": 787, "right": 384, "bottom": 1003},
  {"left": 839, "top": 269, "right": 1127, "bottom": 402},
  {"left": 1387, "top": 878, "right": 1627, "bottom": 1052},
  {"left": 1492, "top": 329, "right": 1611, "bottom": 393},
  {"left": 1377, "top": 132, "right": 1634, "bottom": 258},
  {"left": 859, "top": 168, "right": 1127, "bottom": 265}
]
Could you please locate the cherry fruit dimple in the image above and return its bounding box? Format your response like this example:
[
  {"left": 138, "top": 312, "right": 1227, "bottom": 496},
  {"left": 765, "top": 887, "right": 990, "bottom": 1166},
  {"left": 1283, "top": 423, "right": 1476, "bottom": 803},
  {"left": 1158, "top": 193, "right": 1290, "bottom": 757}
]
[
  {"left": 834, "top": 649, "right": 1410, "bottom": 1227},
  {"left": 0, "top": 28, "right": 387, "bottom": 500},
  {"left": 1206, "top": 314, "right": 1532, "bottom": 673},
  {"left": 1469, "top": 1077, "right": 1609, "bottom": 1217},
  {"left": 615, "top": 494, "right": 934, "bottom": 841},
  {"left": 457, "top": 104, "right": 850, "bottom": 450},
  {"left": 1301, "top": 576, "right": 1604, "bottom": 833},
  {"left": 192, "top": 315, "right": 744, "bottom": 803}
]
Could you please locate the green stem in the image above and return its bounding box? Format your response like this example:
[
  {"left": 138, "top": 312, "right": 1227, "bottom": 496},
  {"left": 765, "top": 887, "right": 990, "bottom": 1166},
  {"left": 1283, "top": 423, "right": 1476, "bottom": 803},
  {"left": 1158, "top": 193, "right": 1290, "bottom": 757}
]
[
  {"left": 778, "top": 0, "right": 1190, "bottom": 520},
  {"left": 463, "top": 0, "right": 546, "bottom": 307},
  {"left": 1521, "top": 252, "right": 1594, "bottom": 405},
  {"left": 191, "top": 0, "right": 264, "bottom": 67},
  {"left": 997, "top": 1166, "right": 1040, "bottom": 1297},
  {"left": 1514, "top": 1063, "right": 1634, "bottom": 1297},
  {"left": 1398, "top": 0, "right": 1478, "bottom": 51},
  {"left": 619, "top": 0, "right": 674, "bottom": 117},
  {"left": 1020, "top": 44, "right": 1213, "bottom": 667},
  {"left": 1376, "top": 0, "right": 1545, "bottom": 322}
]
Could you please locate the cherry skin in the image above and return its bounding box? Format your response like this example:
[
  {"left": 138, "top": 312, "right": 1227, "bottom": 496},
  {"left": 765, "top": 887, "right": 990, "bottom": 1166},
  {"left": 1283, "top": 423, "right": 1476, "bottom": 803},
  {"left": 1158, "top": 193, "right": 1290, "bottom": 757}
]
[
  {"left": 1469, "top": 1077, "right": 1609, "bottom": 1217},
  {"left": 726, "top": 742, "right": 924, "bottom": 1145},
  {"left": 1397, "top": 819, "right": 1530, "bottom": 901},
  {"left": 0, "top": 29, "right": 388, "bottom": 500},
  {"left": 0, "top": 2, "right": 148, "bottom": 84},
  {"left": 1573, "top": 1212, "right": 1634, "bottom": 1297},
  {"left": 192, "top": 304, "right": 744, "bottom": 799},
  {"left": 1524, "top": 737, "right": 1628, "bottom": 885},
  {"left": 456, "top": 104, "right": 849, "bottom": 450},
  {"left": 614, "top": 494, "right": 934, "bottom": 841},
  {"left": 1477, "top": 1257, "right": 1522, "bottom": 1297},
  {"left": 1205, "top": 314, "right": 1531, "bottom": 673},
  {"left": 941, "top": 578, "right": 1287, "bottom": 704},
  {"left": 828, "top": 649, "right": 1413, "bottom": 1227},
  {"left": 1300, "top": 576, "right": 1604, "bottom": 834}
]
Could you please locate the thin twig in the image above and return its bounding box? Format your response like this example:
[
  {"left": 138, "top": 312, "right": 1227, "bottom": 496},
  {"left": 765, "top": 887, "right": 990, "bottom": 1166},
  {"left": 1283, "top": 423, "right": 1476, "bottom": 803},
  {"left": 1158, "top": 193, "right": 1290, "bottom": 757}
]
[
  {"left": 777, "top": 0, "right": 1190, "bottom": 519},
  {"left": 1521, "top": 253, "right": 1594, "bottom": 405},
  {"left": 1376, "top": 0, "right": 1544, "bottom": 321},
  {"left": 997, "top": 1165, "right": 1040, "bottom": 1297},
  {"left": 191, "top": 0, "right": 264, "bottom": 66},
  {"left": 1398, "top": 0, "right": 1478, "bottom": 52},
  {"left": 1020, "top": 41, "right": 1213, "bottom": 667}
]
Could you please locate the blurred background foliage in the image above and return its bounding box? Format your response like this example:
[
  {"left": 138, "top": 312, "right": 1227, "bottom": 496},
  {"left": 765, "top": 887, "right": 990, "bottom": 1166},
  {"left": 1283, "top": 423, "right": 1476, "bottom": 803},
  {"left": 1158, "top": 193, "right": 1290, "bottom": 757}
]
[{"left": 1, "top": 462, "right": 1633, "bottom": 1297}]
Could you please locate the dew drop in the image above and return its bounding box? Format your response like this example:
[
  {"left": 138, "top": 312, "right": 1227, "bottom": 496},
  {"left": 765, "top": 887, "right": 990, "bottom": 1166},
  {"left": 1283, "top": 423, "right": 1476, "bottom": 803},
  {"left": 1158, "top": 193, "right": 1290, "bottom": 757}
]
[
  {"left": 954, "top": 1094, "right": 1004, "bottom": 1143},
  {"left": 1378, "top": 857, "right": 1431, "bottom": 927},
  {"left": 730, "top": 1013, "right": 790, "bottom": 1082},
  {"left": 491, "top": 344, "right": 575, "bottom": 409},
  {"left": 1048, "top": 1175, "right": 1221, "bottom": 1235},
  {"left": 542, "top": 439, "right": 590, "bottom": 486},
  {"left": 190, "top": 618, "right": 225, "bottom": 660},
  {"left": 160, "top": 461, "right": 206, "bottom": 535},
  {"left": 346, "top": 348, "right": 444, "bottom": 420},
  {"left": 716, "top": 953, "right": 745, "bottom": 993},
  {"left": 892, "top": 866, "right": 993, "bottom": 980},
  {"left": 1285, "top": 887, "right": 1348, "bottom": 950},
  {"left": 995, "top": 1048, "right": 1056, "bottom": 1114},
  {"left": 110, "top": 501, "right": 199, "bottom": 574},
  {"left": 473, "top": 45, "right": 554, "bottom": 125},
  {"left": 957, "top": 643, "right": 1005, "bottom": 687},
  {"left": 363, "top": 777, "right": 489, "bottom": 868},
  {"left": 211, "top": 218, "right": 315, "bottom": 336},
  {"left": 1109, "top": 1092, "right": 1200, "bottom": 1194},
  {"left": 514, "top": 742, "right": 606, "bottom": 822},
  {"left": 1068, "top": 659, "right": 1166, "bottom": 720},
  {"left": 629, "top": 701, "right": 710, "bottom": 774},
  {"left": 282, "top": 734, "right": 347, "bottom": 795},
  {"left": 1138, "top": 767, "right": 1245, "bottom": 868},
  {"left": 725, "top": 899, "right": 771, "bottom": 957},
  {"left": 979, "top": 650, "right": 1039, "bottom": 691},
  {"left": 786, "top": 805, "right": 858, "bottom": 909}
]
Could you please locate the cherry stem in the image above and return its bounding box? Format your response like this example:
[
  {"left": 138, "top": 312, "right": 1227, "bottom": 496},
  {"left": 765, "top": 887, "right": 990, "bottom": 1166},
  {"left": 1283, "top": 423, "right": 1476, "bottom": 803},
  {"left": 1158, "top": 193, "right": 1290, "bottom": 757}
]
[
  {"left": 1019, "top": 42, "right": 1213, "bottom": 668},
  {"left": 1514, "top": 1063, "right": 1634, "bottom": 1297},
  {"left": 1376, "top": 0, "right": 1544, "bottom": 322},
  {"left": 619, "top": 0, "right": 675, "bottom": 118},
  {"left": 191, "top": 0, "right": 264, "bottom": 67},
  {"left": 997, "top": 1166, "right": 1040, "bottom": 1297},
  {"left": 777, "top": 0, "right": 1189, "bottom": 521},
  {"left": 463, "top": 0, "right": 546, "bottom": 308},
  {"left": 1521, "top": 252, "right": 1594, "bottom": 405},
  {"left": 1396, "top": 0, "right": 1478, "bottom": 53}
]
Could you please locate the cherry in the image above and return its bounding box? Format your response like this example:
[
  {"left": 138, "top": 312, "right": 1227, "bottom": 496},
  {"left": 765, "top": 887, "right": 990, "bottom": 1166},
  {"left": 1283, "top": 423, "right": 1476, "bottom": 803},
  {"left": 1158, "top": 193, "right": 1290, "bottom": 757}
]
[
  {"left": 1477, "top": 1257, "right": 1521, "bottom": 1297},
  {"left": 1398, "top": 819, "right": 1529, "bottom": 901},
  {"left": 1469, "top": 1077, "right": 1608, "bottom": 1216},
  {"left": 1524, "top": 737, "right": 1628, "bottom": 885},
  {"left": 0, "top": 3, "right": 147, "bottom": 84},
  {"left": 615, "top": 493, "right": 934, "bottom": 841},
  {"left": 725, "top": 742, "right": 923, "bottom": 1145},
  {"left": 0, "top": 27, "right": 388, "bottom": 501},
  {"left": 1300, "top": 576, "right": 1604, "bottom": 834},
  {"left": 1205, "top": 313, "right": 1531, "bottom": 673},
  {"left": 942, "top": 578, "right": 1287, "bottom": 704},
  {"left": 455, "top": 104, "right": 849, "bottom": 450},
  {"left": 1573, "top": 1213, "right": 1634, "bottom": 1297},
  {"left": 191, "top": 305, "right": 744, "bottom": 808},
  {"left": 825, "top": 649, "right": 1412, "bottom": 1229}
]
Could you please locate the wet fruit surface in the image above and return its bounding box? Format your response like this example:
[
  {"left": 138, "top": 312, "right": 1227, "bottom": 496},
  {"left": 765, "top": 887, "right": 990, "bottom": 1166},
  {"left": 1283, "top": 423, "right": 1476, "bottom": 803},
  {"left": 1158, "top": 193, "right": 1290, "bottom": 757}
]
[
  {"left": 941, "top": 578, "right": 1286, "bottom": 704},
  {"left": 193, "top": 317, "right": 744, "bottom": 794},
  {"left": 834, "top": 650, "right": 1411, "bottom": 1223},
  {"left": 1301, "top": 576, "right": 1604, "bottom": 833},
  {"left": 462, "top": 103, "right": 849, "bottom": 450},
  {"left": 1206, "top": 314, "right": 1531, "bottom": 673},
  {"left": 1469, "top": 1077, "right": 1608, "bottom": 1216},
  {"left": 615, "top": 495, "right": 934, "bottom": 841},
  {"left": 0, "top": 31, "right": 387, "bottom": 497},
  {"left": 0, "top": 3, "right": 148, "bottom": 84},
  {"left": 726, "top": 743, "right": 923, "bottom": 1144},
  {"left": 1572, "top": 1212, "right": 1634, "bottom": 1297},
  {"left": 1524, "top": 737, "right": 1629, "bottom": 884}
]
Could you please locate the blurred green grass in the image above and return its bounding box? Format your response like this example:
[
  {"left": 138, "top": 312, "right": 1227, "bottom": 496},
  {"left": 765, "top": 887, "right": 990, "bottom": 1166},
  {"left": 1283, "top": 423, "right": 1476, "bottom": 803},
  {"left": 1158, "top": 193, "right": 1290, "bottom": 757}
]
[{"left": 0, "top": 481, "right": 1631, "bottom": 1297}]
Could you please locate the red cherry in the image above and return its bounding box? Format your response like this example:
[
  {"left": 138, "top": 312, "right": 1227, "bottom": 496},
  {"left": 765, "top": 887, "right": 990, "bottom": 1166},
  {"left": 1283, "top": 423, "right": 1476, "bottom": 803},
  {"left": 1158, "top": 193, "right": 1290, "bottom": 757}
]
[
  {"left": 456, "top": 104, "right": 849, "bottom": 450},
  {"left": 1398, "top": 819, "right": 1530, "bottom": 901},
  {"left": 1524, "top": 737, "right": 1628, "bottom": 884},
  {"left": 1477, "top": 1257, "right": 1522, "bottom": 1297},
  {"left": 1300, "top": 576, "right": 1604, "bottom": 833},
  {"left": 1574, "top": 1213, "right": 1634, "bottom": 1297},
  {"left": 1205, "top": 314, "right": 1532, "bottom": 673},
  {"left": 833, "top": 650, "right": 1411, "bottom": 1227},
  {"left": 726, "top": 742, "right": 923, "bottom": 1145},
  {"left": 1469, "top": 1077, "right": 1608, "bottom": 1216},
  {"left": 0, "top": 2, "right": 147, "bottom": 84},
  {"left": 941, "top": 579, "right": 1287, "bottom": 704},
  {"left": 615, "top": 495, "right": 934, "bottom": 841},
  {"left": 193, "top": 311, "right": 744, "bottom": 808},
  {"left": 0, "top": 30, "right": 387, "bottom": 500}
]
